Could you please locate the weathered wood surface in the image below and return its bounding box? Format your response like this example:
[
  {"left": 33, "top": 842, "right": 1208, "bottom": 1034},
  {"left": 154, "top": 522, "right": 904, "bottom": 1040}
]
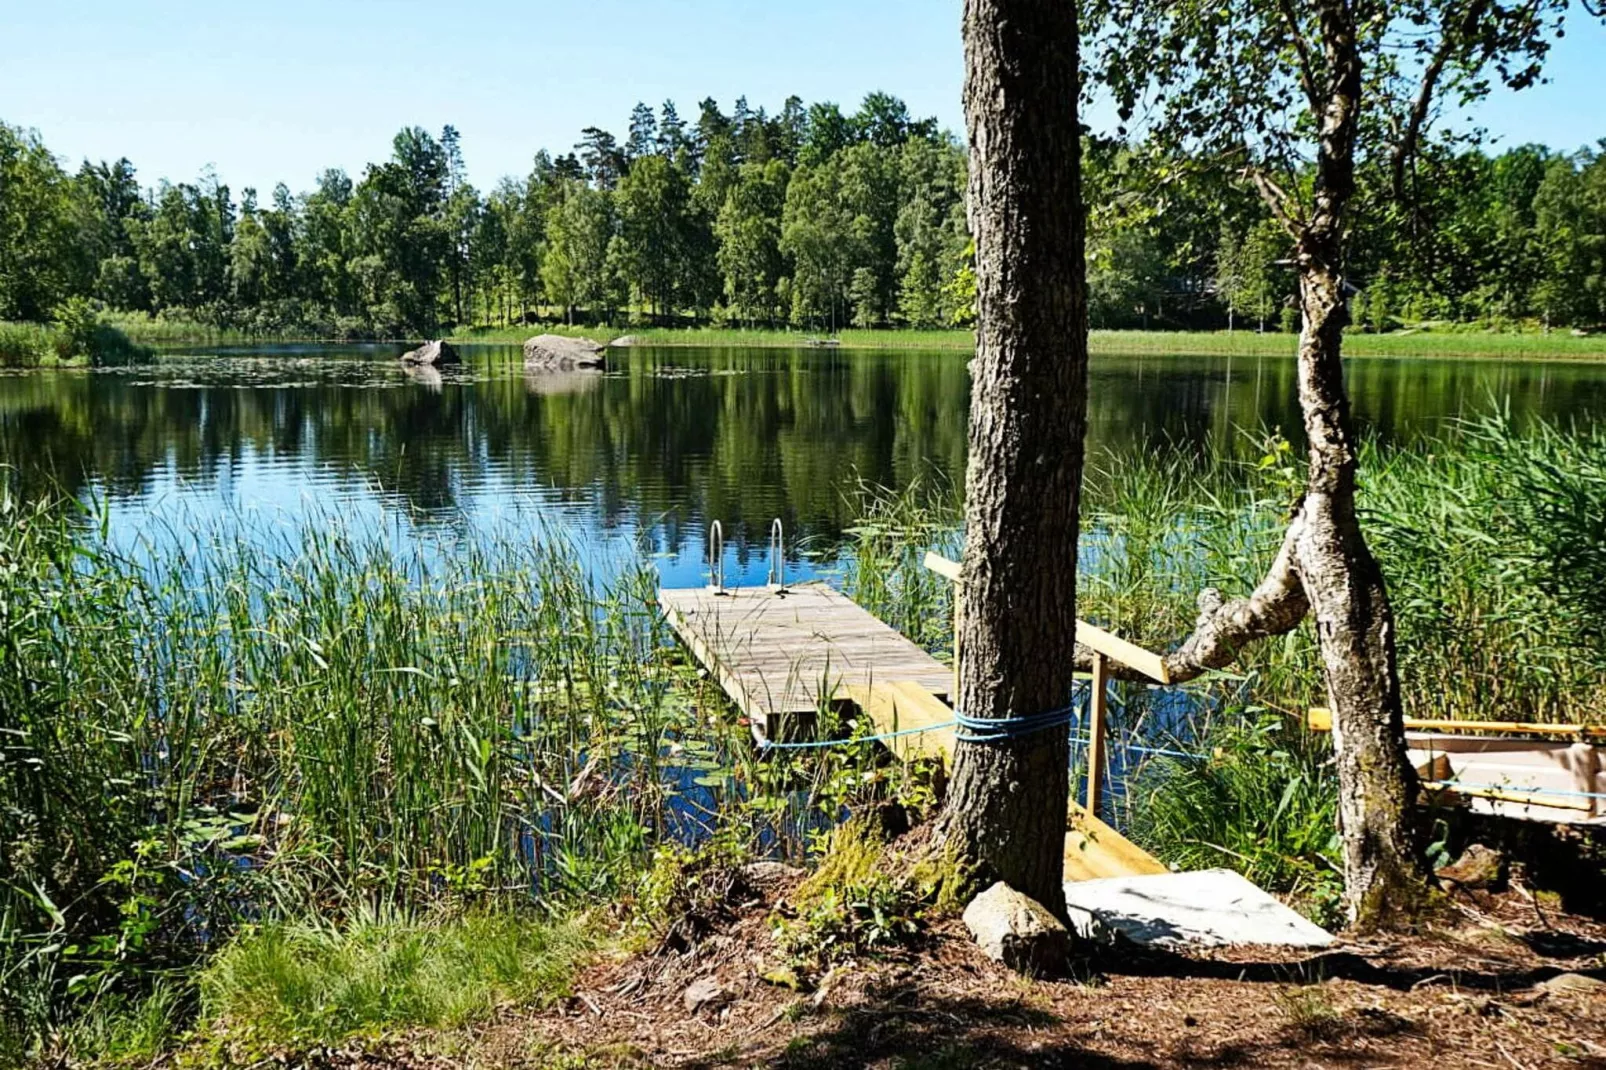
[
  {"left": 657, "top": 583, "right": 951, "bottom": 741},
  {"left": 658, "top": 579, "right": 1174, "bottom": 881}
]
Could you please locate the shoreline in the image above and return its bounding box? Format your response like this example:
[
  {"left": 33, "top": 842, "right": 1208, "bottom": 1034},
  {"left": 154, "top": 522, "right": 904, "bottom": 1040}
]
[{"left": 105, "top": 324, "right": 1606, "bottom": 362}]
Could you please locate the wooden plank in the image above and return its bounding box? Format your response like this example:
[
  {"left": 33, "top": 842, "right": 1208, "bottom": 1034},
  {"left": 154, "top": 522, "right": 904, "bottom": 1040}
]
[
  {"left": 1085, "top": 653, "right": 1109, "bottom": 814},
  {"left": 664, "top": 576, "right": 1172, "bottom": 881},
  {"left": 922, "top": 552, "right": 1169, "bottom": 682},
  {"left": 1075, "top": 621, "right": 1170, "bottom": 684},
  {"left": 1425, "top": 783, "right": 1596, "bottom": 813},
  {"left": 844, "top": 680, "right": 956, "bottom": 764},
  {"left": 841, "top": 676, "right": 1172, "bottom": 881},
  {"left": 1308, "top": 707, "right": 1606, "bottom": 739},
  {"left": 659, "top": 583, "right": 950, "bottom": 740},
  {"left": 1065, "top": 802, "right": 1170, "bottom": 880}
]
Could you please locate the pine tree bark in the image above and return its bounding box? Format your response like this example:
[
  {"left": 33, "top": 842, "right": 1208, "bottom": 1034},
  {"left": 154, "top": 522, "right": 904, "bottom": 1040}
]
[{"left": 935, "top": 0, "right": 1087, "bottom": 916}]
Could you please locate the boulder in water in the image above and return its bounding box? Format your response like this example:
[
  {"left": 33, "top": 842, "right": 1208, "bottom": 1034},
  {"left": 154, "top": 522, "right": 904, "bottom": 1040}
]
[
  {"left": 399, "top": 339, "right": 459, "bottom": 366},
  {"left": 523, "top": 334, "right": 606, "bottom": 370}
]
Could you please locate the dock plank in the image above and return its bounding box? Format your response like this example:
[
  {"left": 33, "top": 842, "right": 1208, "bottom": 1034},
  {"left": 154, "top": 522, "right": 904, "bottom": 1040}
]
[
  {"left": 658, "top": 583, "right": 951, "bottom": 740},
  {"left": 843, "top": 680, "right": 958, "bottom": 764},
  {"left": 659, "top": 581, "right": 1172, "bottom": 882}
]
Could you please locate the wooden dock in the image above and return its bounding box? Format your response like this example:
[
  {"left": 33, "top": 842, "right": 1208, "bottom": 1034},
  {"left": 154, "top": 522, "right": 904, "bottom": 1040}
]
[
  {"left": 658, "top": 566, "right": 1170, "bottom": 882},
  {"left": 658, "top": 582, "right": 952, "bottom": 742}
]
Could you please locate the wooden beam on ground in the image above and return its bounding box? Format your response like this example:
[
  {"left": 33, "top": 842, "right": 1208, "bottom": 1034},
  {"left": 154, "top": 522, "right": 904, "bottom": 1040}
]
[
  {"left": 1425, "top": 782, "right": 1597, "bottom": 814},
  {"left": 1065, "top": 802, "right": 1170, "bottom": 881}
]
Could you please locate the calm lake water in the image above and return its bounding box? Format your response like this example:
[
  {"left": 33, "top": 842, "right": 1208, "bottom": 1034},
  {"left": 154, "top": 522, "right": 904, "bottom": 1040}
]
[{"left": 4, "top": 343, "right": 1605, "bottom": 585}]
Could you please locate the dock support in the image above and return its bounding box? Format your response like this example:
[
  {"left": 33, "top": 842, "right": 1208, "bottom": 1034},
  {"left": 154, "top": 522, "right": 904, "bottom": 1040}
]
[{"left": 1085, "top": 652, "right": 1109, "bottom": 817}]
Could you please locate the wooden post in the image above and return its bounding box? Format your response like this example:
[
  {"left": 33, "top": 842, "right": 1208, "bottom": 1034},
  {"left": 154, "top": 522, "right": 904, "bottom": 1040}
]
[
  {"left": 952, "top": 585, "right": 962, "bottom": 704},
  {"left": 1085, "top": 652, "right": 1109, "bottom": 816}
]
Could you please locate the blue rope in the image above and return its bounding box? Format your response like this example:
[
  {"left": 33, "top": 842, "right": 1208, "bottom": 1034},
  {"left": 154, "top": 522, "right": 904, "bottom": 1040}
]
[
  {"left": 954, "top": 703, "right": 1081, "bottom": 743},
  {"left": 758, "top": 719, "right": 960, "bottom": 751},
  {"left": 1425, "top": 779, "right": 1606, "bottom": 802}
]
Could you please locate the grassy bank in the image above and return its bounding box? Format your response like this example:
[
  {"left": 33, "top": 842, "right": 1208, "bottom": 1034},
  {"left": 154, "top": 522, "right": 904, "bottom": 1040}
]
[
  {"left": 0, "top": 503, "right": 907, "bottom": 1064},
  {"left": 89, "top": 314, "right": 1606, "bottom": 359},
  {"left": 104, "top": 312, "right": 359, "bottom": 347},
  {"left": 6, "top": 411, "right": 1606, "bottom": 1061},
  {"left": 454, "top": 324, "right": 1606, "bottom": 358},
  {"left": 0, "top": 315, "right": 151, "bottom": 368},
  {"left": 849, "top": 413, "right": 1606, "bottom": 918}
]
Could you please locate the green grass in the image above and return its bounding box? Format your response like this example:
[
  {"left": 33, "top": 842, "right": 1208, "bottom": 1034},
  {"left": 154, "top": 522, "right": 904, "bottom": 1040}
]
[
  {"left": 0, "top": 316, "right": 150, "bottom": 368},
  {"left": 0, "top": 492, "right": 921, "bottom": 1061},
  {"left": 0, "top": 500, "right": 726, "bottom": 1058},
  {"left": 449, "top": 324, "right": 1606, "bottom": 358},
  {"left": 197, "top": 910, "right": 591, "bottom": 1050},
  {"left": 82, "top": 311, "right": 1606, "bottom": 358},
  {"left": 104, "top": 311, "right": 331, "bottom": 346},
  {"left": 8, "top": 404, "right": 1606, "bottom": 1057},
  {"left": 1128, "top": 713, "right": 1344, "bottom": 927}
]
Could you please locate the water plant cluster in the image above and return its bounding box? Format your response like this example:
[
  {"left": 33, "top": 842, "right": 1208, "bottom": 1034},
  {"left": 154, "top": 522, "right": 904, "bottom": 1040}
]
[
  {"left": 850, "top": 412, "right": 1606, "bottom": 920},
  {"left": 0, "top": 494, "right": 940, "bottom": 1063}
]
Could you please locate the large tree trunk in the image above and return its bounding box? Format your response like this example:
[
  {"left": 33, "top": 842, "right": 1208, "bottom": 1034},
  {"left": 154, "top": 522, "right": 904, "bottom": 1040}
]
[{"left": 935, "top": 0, "right": 1087, "bottom": 916}]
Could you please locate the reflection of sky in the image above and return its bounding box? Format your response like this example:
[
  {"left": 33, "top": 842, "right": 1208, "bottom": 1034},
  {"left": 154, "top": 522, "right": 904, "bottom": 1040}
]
[
  {"left": 27, "top": 343, "right": 1606, "bottom": 598},
  {"left": 98, "top": 444, "right": 823, "bottom": 592}
]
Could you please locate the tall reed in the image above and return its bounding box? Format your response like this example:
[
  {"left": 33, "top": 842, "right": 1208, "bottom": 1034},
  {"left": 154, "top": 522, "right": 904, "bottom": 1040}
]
[{"left": 0, "top": 500, "right": 748, "bottom": 1052}]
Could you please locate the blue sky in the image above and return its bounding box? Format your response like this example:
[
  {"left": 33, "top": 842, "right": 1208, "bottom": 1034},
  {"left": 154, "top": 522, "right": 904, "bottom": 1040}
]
[{"left": 2, "top": 0, "right": 1602, "bottom": 195}]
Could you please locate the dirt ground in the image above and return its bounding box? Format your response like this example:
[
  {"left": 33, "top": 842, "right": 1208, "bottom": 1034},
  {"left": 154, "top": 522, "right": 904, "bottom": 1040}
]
[{"left": 309, "top": 870, "right": 1606, "bottom": 1070}]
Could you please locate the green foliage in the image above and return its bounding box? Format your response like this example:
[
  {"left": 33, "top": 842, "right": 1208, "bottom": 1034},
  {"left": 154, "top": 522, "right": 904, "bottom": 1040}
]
[
  {"left": 198, "top": 910, "right": 590, "bottom": 1049},
  {"left": 775, "top": 822, "right": 922, "bottom": 972},
  {"left": 0, "top": 497, "right": 737, "bottom": 1054},
  {"left": 841, "top": 412, "right": 1606, "bottom": 920},
  {"left": 0, "top": 305, "right": 149, "bottom": 367},
  {"left": 54, "top": 981, "right": 190, "bottom": 1067},
  {"left": 0, "top": 123, "right": 81, "bottom": 322},
  {"left": 1362, "top": 412, "right": 1606, "bottom": 719},
  {"left": 6, "top": 93, "right": 1606, "bottom": 339}
]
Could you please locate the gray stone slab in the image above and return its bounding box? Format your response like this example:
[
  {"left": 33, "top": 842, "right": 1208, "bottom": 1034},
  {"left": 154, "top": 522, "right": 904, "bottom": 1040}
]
[{"left": 1062, "top": 868, "right": 1334, "bottom": 948}]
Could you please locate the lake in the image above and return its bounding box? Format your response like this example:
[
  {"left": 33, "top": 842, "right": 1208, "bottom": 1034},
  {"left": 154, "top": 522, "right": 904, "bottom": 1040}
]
[{"left": 3, "top": 343, "right": 1604, "bottom": 586}]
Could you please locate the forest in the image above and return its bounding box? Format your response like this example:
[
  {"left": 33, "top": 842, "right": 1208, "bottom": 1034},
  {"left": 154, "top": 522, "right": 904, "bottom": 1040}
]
[{"left": 2, "top": 93, "right": 1605, "bottom": 340}]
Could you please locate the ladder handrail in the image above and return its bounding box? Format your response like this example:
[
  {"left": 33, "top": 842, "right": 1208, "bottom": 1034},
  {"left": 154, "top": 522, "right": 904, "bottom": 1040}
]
[
  {"left": 708, "top": 520, "right": 726, "bottom": 594},
  {"left": 768, "top": 518, "right": 788, "bottom": 592}
]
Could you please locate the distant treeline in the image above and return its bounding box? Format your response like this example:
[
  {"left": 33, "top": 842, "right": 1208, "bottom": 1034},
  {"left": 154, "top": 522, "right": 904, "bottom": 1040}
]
[{"left": 1, "top": 95, "right": 1603, "bottom": 338}]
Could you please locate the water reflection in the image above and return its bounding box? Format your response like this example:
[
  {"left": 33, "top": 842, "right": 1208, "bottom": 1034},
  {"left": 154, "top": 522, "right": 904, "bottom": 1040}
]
[{"left": 2, "top": 344, "right": 1603, "bottom": 582}]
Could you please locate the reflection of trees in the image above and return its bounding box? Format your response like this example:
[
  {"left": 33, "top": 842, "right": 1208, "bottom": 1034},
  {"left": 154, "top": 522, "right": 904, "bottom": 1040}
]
[{"left": 3, "top": 348, "right": 1604, "bottom": 555}]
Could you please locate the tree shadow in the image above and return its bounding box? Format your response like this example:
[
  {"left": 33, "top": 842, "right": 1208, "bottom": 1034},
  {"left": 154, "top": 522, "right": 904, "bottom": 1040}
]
[
  {"left": 677, "top": 978, "right": 1423, "bottom": 1070},
  {"left": 729, "top": 991, "right": 1148, "bottom": 1070},
  {"left": 1102, "top": 942, "right": 1606, "bottom": 993}
]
